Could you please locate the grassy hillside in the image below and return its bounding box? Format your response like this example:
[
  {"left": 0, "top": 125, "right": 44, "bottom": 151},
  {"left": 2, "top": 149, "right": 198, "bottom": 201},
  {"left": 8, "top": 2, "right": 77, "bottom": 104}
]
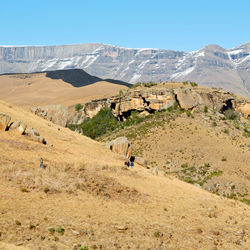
[
  {"left": 0, "top": 100, "right": 249, "bottom": 249},
  {"left": 70, "top": 97, "right": 250, "bottom": 204},
  {"left": 0, "top": 71, "right": 129, "bottom": 108}
]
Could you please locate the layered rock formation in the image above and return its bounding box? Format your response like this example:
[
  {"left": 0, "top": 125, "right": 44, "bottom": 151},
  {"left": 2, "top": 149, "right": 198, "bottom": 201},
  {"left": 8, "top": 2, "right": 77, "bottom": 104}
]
[
  {"left": 236, "top": 102, "right": 250, "bottom": 118},
  {"left": 31, "top": 105, "right": 68, "bottom": 127},
  {"left": 0, "top": 113, "right": 47, "bottom": 144},
  {"left": 70, "top": 84, "right": 248, "bottom": 123},
  {"left": 0, "top": 42, "right": 249, "bottom": 97}
]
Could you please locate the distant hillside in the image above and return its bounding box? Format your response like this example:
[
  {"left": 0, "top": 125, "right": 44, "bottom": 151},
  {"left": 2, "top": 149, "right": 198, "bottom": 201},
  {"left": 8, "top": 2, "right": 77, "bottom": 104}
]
[
  {"left": 0, "top": 42, "right": 249, "bottom": 97},
  {"left": 0, "top": 69, "right": 130, "bottom": 107}
]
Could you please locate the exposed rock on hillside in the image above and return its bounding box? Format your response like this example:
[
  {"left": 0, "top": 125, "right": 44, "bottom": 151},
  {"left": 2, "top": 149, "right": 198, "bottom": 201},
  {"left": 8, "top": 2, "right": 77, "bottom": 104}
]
[
  {"left": 0, "top": 113, "right": 11, "bottom": 130},
  {"left": 31, "top": 104, "right": 68, "bottom": 127},
  {"left": 70, "top": 84, "right": 248, "bottom": 124},
  {"left": 108, "top": 137, "right": 132, "bottom": 158},
  {"left": 9, "top": 120, "right": 27, "bottom": 135},
  {"left": 0, "top": 113, "right": 46, "bottom": 144},
  {"left": 236, "top": 102, "right": 250, "bottom": 118}
]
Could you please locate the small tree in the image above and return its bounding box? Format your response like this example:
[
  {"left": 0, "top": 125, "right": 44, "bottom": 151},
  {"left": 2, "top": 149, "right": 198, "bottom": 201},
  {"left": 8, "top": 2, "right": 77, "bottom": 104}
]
[
  {"left": 75, "top": 103, "right": 83, "bottom": 111},
  {"left": 190, "top": 81, "right": 198, "bottom": 87}
]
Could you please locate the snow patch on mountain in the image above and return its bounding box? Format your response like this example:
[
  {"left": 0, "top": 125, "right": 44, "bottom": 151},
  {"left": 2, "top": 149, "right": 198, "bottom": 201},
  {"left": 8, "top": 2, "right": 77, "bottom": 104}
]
[{"left": 171, "top": 67, "right": 195, "bottom": 79}]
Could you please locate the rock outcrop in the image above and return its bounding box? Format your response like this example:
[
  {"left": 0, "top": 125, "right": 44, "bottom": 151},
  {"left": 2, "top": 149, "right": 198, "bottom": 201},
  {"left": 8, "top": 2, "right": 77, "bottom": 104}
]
[
  {"left": 9, "top": 120, "right": 27, "bottom": 135},
  {"left": 0, "top": 113, "right": 46, "bottom": 144},
  {"left": 31, "top": 105, "right": 68, "bottom": 127},
  {"left": 0, "top": 113, "right": 11, "bottom": 130},
  {"left": 108, "top": 137, "right": 132, "bottom": 159},
  {"left": 71, "top": 85, "right": 248, "bottom": 123},
  {"left": 236, "top": 102, "right": 250, "bottom": 118}
]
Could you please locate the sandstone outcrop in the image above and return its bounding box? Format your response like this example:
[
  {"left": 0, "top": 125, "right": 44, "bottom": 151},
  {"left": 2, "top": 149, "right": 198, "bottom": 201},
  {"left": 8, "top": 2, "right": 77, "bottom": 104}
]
[
  {"left": 236, "top": 102, "right": 250, "bottom": 118},
  {"left": 0, "top": 113, "right": 46, "bottom": 144},
  {"left": 9, "top": 120, "right": 27, "bottom": 135},
  {"left": 27, "top": 127, "right": 47, "bottom": 144},
  {"left": 0, "top": 113, "right": 11, "bottom": 130},
  {"left": 31, "top": 105, "right": 68, "bottom": 127},
  {"left": 71, "top": 85, "right": 248, "bottom": 124},
  {"left": 108, "top": 137, "right": 132, "bottom": 158}
]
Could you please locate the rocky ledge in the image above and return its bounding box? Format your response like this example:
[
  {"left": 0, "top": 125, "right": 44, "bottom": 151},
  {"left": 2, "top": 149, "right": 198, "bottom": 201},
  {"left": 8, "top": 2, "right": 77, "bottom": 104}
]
[
  {"left": 70, "top": 84, "right": 249, "bottom": 124},
  {"left": 0, "top": 113, "right": 47, "bottom": 144}
]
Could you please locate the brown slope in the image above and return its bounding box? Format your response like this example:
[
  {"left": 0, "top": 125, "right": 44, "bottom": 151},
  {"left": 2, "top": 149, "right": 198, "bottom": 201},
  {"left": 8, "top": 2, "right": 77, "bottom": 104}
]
[
  {"left": 0, "top": 101, "right": 249, "bottom": 249},
  {"left": 0, "top": 70, "right": 129, "bottom": 108}
]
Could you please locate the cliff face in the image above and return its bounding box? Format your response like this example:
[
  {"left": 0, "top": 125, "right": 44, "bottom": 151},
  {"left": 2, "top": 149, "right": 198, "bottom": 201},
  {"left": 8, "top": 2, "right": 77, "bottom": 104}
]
[
  {"left": 70, "top": 84, "right": 249, "bottom": 124},
  {"left": 0, "top": 42, "right": 249, "bottom": 97}
]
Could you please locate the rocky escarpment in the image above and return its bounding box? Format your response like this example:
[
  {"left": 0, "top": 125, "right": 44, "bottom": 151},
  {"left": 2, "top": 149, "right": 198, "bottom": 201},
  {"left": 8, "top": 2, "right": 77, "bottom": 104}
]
[
  {"left": 70, "top": 84, "right": 249, "bottom": 124},
  {"left": 0, "top": 113, "right": 47, "bottom": 144},
  {"left": 0, "top": 42, "right": 249, "bottom": 97},
  {"left": 31, "top": 104, "right": 68, "bottom": 127}
]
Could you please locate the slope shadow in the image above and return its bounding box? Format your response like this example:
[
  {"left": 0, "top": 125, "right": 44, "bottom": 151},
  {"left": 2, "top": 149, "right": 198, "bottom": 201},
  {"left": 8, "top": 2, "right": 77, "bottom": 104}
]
[{"left": 45, "top": 69, "right": 132, "bottom": 88}]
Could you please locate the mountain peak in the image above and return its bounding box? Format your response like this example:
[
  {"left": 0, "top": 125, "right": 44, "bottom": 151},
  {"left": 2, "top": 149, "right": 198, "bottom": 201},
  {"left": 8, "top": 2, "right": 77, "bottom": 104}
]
[{"left": 0, "top": 43, "right": 249, "bottom": 97}]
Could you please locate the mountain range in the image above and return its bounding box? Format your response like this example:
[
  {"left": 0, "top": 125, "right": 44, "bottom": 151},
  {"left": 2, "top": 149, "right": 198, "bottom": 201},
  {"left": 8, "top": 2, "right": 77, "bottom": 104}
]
[{"left": 0, "top": 42, "right": 249, "bottom": 97}]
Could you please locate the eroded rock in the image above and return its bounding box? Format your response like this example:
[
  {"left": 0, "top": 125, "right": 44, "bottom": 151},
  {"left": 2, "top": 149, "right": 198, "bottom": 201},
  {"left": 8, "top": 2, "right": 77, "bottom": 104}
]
[
  {"left": 236, "top": 102, "right": 250, "bottom": 118},
  {"left": 0, "top": 113, "right": 11, "bottom": 130},
  {"left": 31, "top": 104, "right": 68, "bottom": 127},
  {"left": 9, "top": 120, "right": 27, "bottom": 135},
  {"left": 109, "top": 137, "right": 132, "bottom": 158}
]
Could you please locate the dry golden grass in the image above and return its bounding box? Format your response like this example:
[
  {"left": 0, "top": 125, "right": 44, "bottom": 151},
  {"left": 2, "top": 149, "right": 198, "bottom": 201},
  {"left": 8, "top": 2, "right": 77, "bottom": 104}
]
[
  {"left": 0, "top": 100, "right": 249, "bottom": 249},
  {"left": 0, "top": 73, "right": 128, "bottom": 108}
]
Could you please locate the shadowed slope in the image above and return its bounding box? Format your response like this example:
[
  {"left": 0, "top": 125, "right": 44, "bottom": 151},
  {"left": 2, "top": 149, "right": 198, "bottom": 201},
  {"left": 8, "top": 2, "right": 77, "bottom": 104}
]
[{"left": 0, "top": 70, "right": 130, "bottom": 107}]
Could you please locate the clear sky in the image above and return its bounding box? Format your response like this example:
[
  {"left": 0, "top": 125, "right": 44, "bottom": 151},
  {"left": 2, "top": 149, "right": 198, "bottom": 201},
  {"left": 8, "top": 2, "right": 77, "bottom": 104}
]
[{"left": 0, "top": 0, "right": 249, "bottom": 51}]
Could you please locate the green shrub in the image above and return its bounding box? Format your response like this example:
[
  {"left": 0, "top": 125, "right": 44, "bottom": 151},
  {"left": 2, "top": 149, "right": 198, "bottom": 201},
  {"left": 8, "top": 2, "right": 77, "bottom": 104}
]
[
  {"left": 241, "top": 199, "right": 250, "bottom": 205},
  {"left": 69, "top": 108, "right": 119, "bottom": 139},
  {"left": 190, "top": 81, "right": 198, "bottom": 87},
  {"left": 75, "top": 103, "right": 83, "bottom": 111},
  {"left": 204, "top": 162, "right": 211, "bottom": 168},
  {"left": 143, "top": 81, "right": 157, "bottom": 88},
  {"left": 223, "top": 129, "right": 229, "bottom": 134},
  {"left": 56, "top": 226, "right": 65, "bottom": 234},
  {"left": 224, "top": 109, "right": 240, "bottom": 121},
  {"left": 204, "top": 106, "right": 208, "bottom": 113},
  {"left": 80, "top": 247, "right": 89, "bottom": 250},
  {"left": 131, "top": 81, "right": 157, "bottom": 88},
  {"left": 243, "top": 127, "right": 250, "bottom": 138},
  {"left": 154, "top": 231, "right": 162, "bottom": 238},
  {"left": 221, "top": 156, "right": 227, "bottom": 161},
  {"left": 48, "top": 227, "right": 55, "bottom": 234},
  {"left": 131, "top": 82, "right": 142, "bottom": 88},
  {"left": 181, "top": 163, "right": 188, "bottom": 168},
  {"left": 118, "top": 90, "right": 123, "bottom": 96}
]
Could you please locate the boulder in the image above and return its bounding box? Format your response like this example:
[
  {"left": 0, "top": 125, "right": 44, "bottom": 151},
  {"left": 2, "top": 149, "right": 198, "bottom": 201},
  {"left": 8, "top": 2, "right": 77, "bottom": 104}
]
[
  {"left": 0, "top": 113, "right": 11, "bottom": 130},
  {"left": 109, "top": 137, "right": 132, "bottom": 158},
  {"left": 236, "top": 102, "right": 250, "bottom": 118},
  {"left": 152, "top": 166, "right": 159, "bottom": 176},
  {"left": 27, "top": 127, "right": 46, "bottom": 144},
  {"left": 138, "top": 111, "right": 150, "bottom": 117},
  {"left": 174, "top": 88, "right": 202, "bottom": 110},
  {"left": 31, "top": 104, "right": 68, "bottom": 127},
  {"left": 9, "top": 120, "right": 27, "bottom": 135}
]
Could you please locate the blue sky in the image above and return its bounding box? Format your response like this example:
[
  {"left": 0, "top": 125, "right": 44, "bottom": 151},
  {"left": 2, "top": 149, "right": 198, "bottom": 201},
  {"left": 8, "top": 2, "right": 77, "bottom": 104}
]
[{"left": 0, "top": 0, "right": 249, "bottom": 51}]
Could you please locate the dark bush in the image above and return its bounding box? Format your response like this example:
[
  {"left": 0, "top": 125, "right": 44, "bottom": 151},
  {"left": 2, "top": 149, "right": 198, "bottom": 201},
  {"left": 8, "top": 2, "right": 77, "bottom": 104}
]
[
  {"left": 75, "top": 103, "right": 83, "bottom": 111},
  {"left": 223, "top": 109, "right": 240, "bottom": 120}
]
